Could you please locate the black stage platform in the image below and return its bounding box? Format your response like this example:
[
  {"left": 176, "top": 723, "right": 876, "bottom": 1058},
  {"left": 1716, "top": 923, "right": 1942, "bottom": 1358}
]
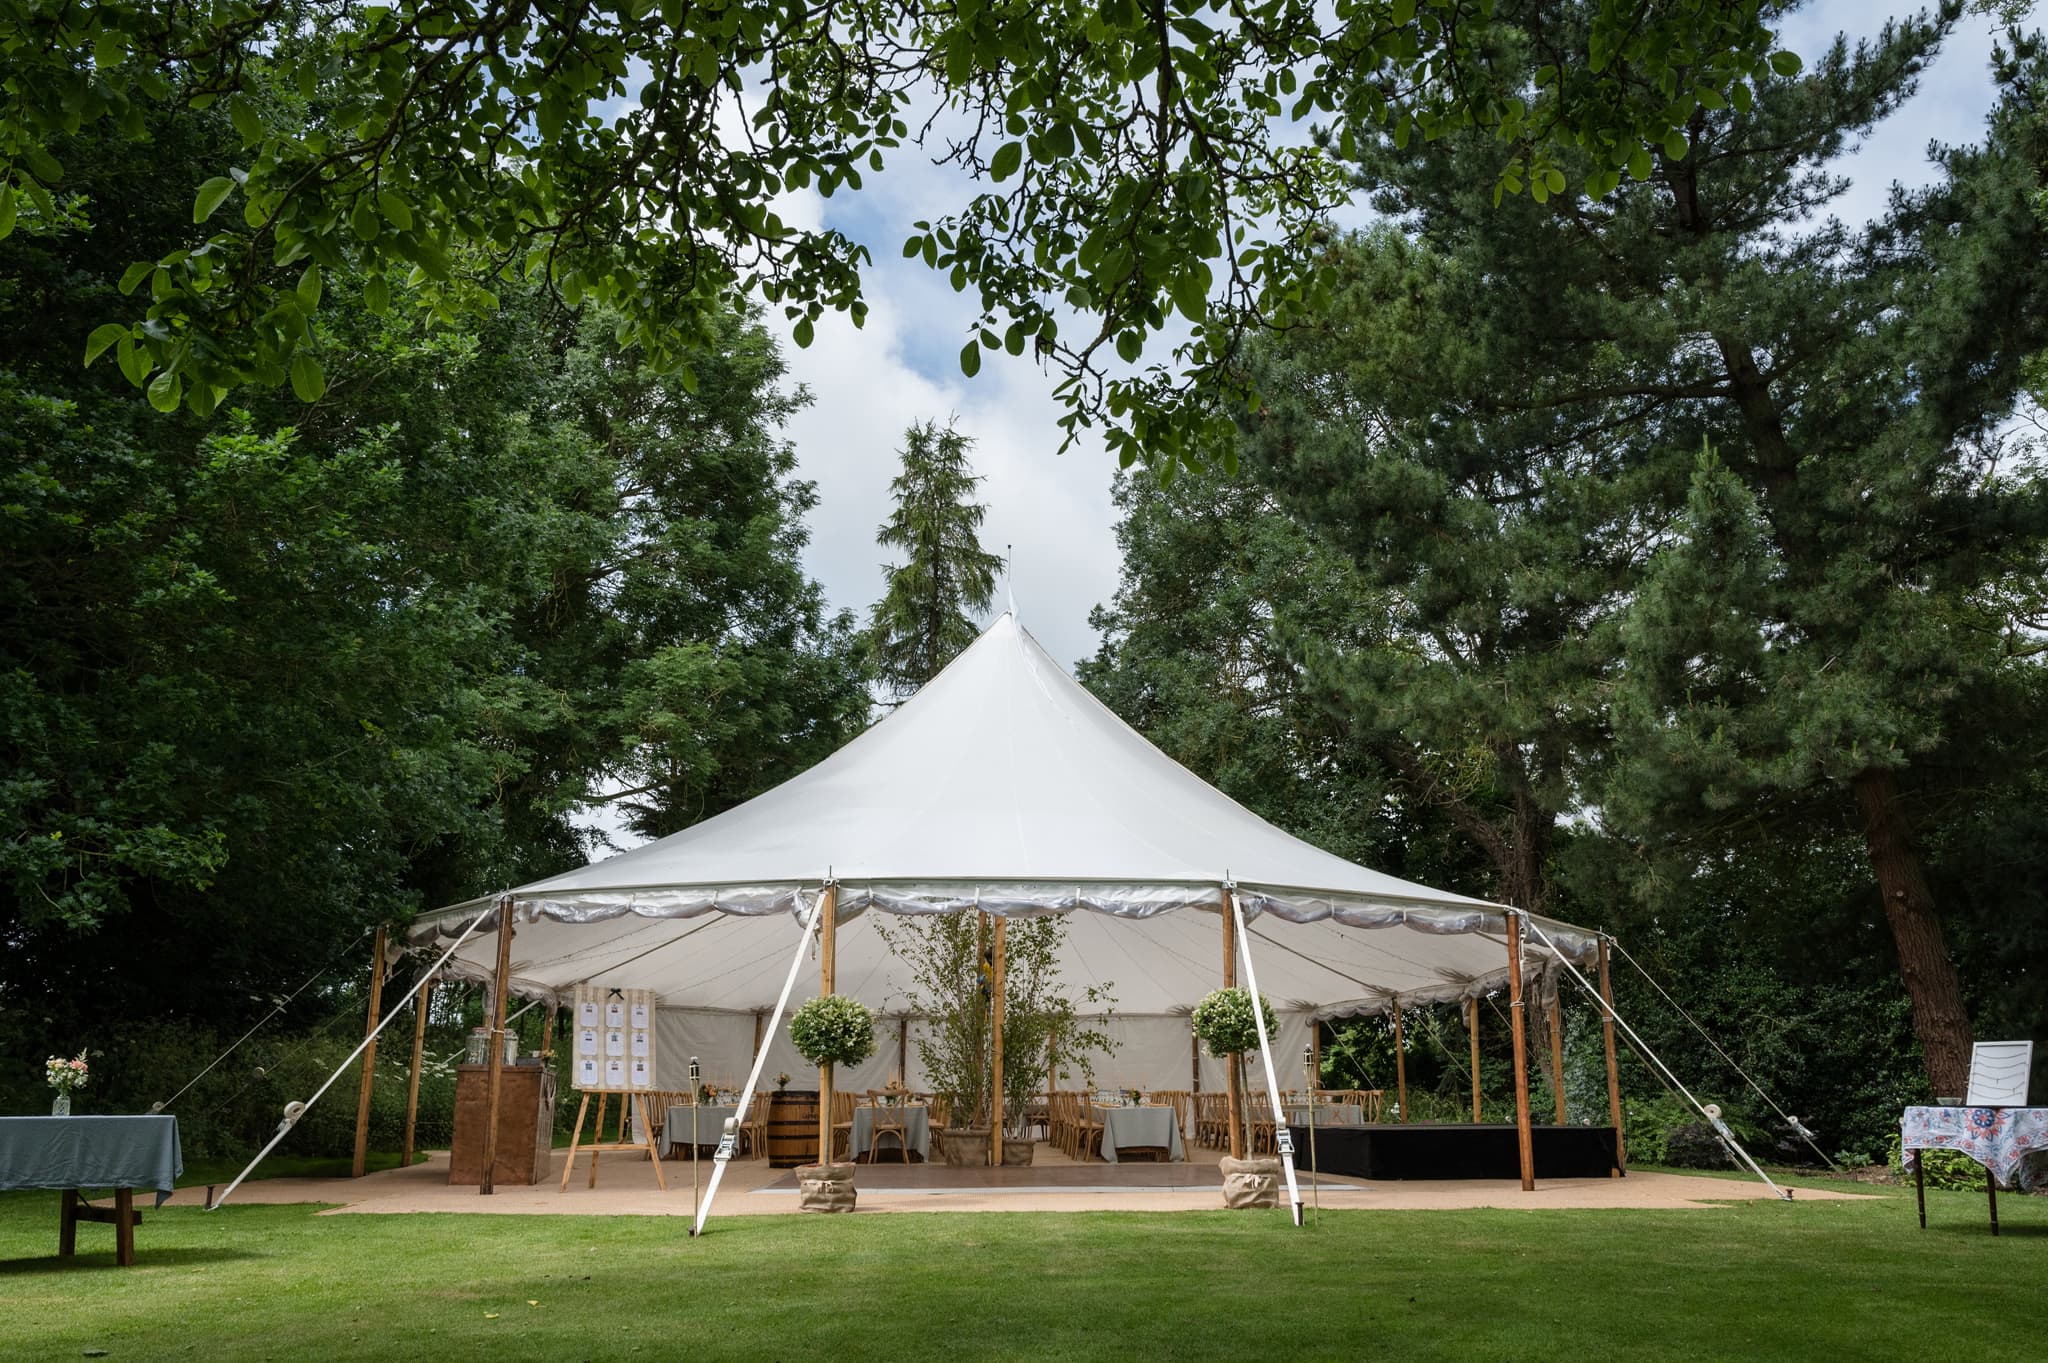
[{"left": 1289, "top": 1123, "right": 1621, "bottom": 1180}]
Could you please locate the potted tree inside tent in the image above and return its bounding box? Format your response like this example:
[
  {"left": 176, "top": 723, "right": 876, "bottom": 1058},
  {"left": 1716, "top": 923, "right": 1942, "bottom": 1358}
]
[
  {"left": 997, "top": 919, "right": 1118, "bottom": 1166},
  {"left": 1193, "top": 986, "right": 1280, "bottom": 1210},
  {"left": 788, "top": 994, "right": 876, "bottom": 1211}
]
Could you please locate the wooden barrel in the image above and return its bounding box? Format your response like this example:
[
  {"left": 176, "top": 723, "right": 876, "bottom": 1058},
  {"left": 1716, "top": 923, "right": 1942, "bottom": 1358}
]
[{"left": 767, "top": 1089, "right": 821, "bottom": 1168}]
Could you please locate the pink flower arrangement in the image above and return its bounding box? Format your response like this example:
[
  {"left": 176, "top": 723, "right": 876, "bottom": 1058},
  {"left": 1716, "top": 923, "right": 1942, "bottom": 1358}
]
[{"left": 45, "top": 1052, "right": 89, "bottom": 1095}]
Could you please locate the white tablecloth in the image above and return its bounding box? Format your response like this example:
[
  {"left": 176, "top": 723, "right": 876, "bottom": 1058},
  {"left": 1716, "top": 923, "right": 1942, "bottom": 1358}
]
[
  {"left": 658, "top": 1104, "right": 738, "bottom": 1156},
  {"left": 851, "top": 1105, "right": 929, "bottom": 1161},
  {"left": 1094, "top": 1105, "right": 1184, "bottom": 1162}
]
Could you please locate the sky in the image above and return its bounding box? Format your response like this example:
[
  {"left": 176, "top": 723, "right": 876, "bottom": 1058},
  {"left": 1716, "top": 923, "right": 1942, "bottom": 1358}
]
[
  {"left": 581, "top": 3, "right": 2021, "bottom": 848},
  {"left": 770, "top": 1, "right": 2019, "bottom": 677}
]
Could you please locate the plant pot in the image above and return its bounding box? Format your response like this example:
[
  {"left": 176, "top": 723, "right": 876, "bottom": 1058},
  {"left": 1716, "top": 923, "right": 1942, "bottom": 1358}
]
[
  {"left": 1221, "top": 1155, "right": 1280, "bottom": 1210},
  {"left": 941, "top": 1126, "right": 991, "bottom": 1167},
  {"left": 795, "top": 1162, "right": 857, "bottom": 1213},
  {"left": 999, "top": 1137, "right": 1034, "bottom": 1167}
]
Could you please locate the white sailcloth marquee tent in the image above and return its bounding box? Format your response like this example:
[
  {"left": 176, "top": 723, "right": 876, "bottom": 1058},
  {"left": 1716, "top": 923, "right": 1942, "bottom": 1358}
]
[
  {"left": 404, "top": 612, "right": 1610, "bottom": 1222},
  {"left": 411, "top": 614, "right": 1597, "bottom": 1082}
]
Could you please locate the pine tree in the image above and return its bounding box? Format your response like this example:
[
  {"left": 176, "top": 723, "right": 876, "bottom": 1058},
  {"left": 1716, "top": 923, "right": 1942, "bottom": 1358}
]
[
  {"left": 865, "top": 420, "right": 1006, "bottom": 697},
  {"left": 1248, "top": 8, "right": 2048, "bottom": 1093}
]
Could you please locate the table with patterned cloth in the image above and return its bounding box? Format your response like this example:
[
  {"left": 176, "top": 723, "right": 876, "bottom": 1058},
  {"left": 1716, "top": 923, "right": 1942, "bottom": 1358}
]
[
  {"left": 659, "top": 1104, "right": 739, "bottom": 1157},
  {"left": 850, "top": 1104, "right": 929, "bottom": 1161},
  {"left": 0, "top": 1115, "right": 183, "bottom": 1266},
  {"left": 1093, "top": 1104, "right": 1185, "bottom": 1162},
  {"left": 1901, "top": 1105, "right": 2048, "bottom": 1235},
  {"left": 1285, "top": 1104, "right": 1365, "bottom": 1128}
]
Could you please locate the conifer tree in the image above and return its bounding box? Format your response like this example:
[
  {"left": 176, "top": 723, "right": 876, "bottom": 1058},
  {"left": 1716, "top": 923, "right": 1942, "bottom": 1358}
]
[
  {"left": 866, "top": 421, "right": 1006, "bottom": 697},
  {"left": 1246, "top": 10, "right": 2048, "bottom": 1091}
]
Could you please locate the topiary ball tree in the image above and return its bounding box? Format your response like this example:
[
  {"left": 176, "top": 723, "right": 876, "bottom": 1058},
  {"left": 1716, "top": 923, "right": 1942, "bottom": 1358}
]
[
  {"left": 1192, "top": 987, "right": 1279, "bottom": 1160},
  {"left": 789, "top": 994, "right": 878, "bottom": 1070},
  {"left": 1191, "top": 987, "right": 1278, "bottom": 1060}
]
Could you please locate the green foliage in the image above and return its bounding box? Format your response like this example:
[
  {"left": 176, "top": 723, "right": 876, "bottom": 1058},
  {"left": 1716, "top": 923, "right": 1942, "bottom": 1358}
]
[
  {"left": 0, "top": 1, "right": 1792, "bottom": 469},
  {"left": 1, "top": 109, "right": 864, "bottom": 1066},
  {"left": 1191, "top": 987, "right": 1278, "bottom": 1059},
  {"left": 788, "top": 995, "right": 879, "bottom": 1071},
  {"left": 1623, "top": 1094, "right": 1764, "bottom": 1171},
  {"left": 874, "top": 913, "right": 1117, "bottom": 1131},
  {"left": 864, "top": 419, "right": 1005, "bottom": 698},
  {"left": 1885, "top": 1134, "right": 1989, "bottom": 1193}
]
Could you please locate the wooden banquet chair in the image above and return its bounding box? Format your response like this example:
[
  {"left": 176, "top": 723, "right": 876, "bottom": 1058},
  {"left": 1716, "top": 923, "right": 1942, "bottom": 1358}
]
[
  {"left": 863, "top": 1093, "right": 911, "bottom": 1163},
  {"left": 830, "top": 1090, "right": 858, "bottom": 1162}
]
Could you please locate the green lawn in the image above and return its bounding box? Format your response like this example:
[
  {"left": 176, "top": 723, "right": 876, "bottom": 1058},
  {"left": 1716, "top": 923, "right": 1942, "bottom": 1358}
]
[{"left": 0, "top": 1176, "right": 2039, "bottom": 1362}]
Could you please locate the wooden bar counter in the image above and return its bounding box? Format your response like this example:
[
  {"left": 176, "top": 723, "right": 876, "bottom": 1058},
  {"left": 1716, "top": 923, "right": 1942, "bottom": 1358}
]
[{"left": 449, "top": 1062, "right": 556, "bottom": 1186}]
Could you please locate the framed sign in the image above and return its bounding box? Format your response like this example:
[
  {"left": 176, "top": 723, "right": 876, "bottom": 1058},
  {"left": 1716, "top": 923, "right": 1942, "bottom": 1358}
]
[
  {"left": 571, "top": 984, "right": 658, "bottom": 1091},
  {"left": 1963, "top": 1041, "right": 2033, "bottom": 1108}
]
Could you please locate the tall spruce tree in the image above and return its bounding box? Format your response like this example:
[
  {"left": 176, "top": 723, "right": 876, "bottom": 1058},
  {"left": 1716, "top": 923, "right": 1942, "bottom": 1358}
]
[
  {"left": 865, "top": 420, "right": 1005, "bottom": 697},
  {"left": 1249, "top": 7, "right": 2048, "bottom": 1092}
]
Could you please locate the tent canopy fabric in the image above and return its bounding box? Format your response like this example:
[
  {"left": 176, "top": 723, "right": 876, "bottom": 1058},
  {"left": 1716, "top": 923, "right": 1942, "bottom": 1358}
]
[{"left": 413, "top": 613, "right": 1596, "bottom": 1021}]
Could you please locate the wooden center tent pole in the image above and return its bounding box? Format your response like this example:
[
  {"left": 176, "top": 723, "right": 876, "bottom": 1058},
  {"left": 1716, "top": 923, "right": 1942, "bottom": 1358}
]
[
  {"left": 991, "top": 914, "right": 1006, "bottom": 1165},
  {"left": 1598, "top": 937, "right": 1627, "bottom": 1175},
  {"left": 480, "top": 897, "right": 516, "bottom": 1195},
  {"left": 400, "top": 975, "right": 434, "bottom": 1169},
  {"left": 351, "top": 925, "right": 388, "bottom": 1179},
  {"left": 1469, "top": 997, "right": 1483, "bottom": 1123},
  {"left": 1506, "top": 910, "right": 1535, "bottom": 1192},
  {"left": 817, "top": 884, "right": 838, "bottom": 1164},
  {"left": 1393, "top": 999, "right": 1408, "bottom": 1123},
  {"left": 1221, "top": 890, "right": 1243, "bottom": 1159}
]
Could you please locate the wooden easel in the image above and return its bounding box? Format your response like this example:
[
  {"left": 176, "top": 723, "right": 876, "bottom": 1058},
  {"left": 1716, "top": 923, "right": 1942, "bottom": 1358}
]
[{"left": 559, "top": 1089, "right": 667, "bottom": 1191}]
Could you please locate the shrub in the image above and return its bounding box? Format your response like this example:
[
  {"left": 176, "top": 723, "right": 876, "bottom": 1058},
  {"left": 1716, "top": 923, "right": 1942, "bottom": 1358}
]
[
  {"left": 1886, "top": 1133, "right": 1988, "bottom": 1192},
  {"left": 789, "top": 995, "right": 877, "bottom": 1070}
]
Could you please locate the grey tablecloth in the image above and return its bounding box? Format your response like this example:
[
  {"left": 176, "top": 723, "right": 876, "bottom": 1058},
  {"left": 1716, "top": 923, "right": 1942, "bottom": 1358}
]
[
  {"left": 654, "top": 1104, "right": 739, "bottom": 1155},
  {"left": 1094, "top": 1105, "right": 1184, "bottom": 1162},
  {"left": 851, "top": 1105, "right": 929, "bottom": 1161},
  {"left": 1286, "top": 1104, "right": 1365, "bottom": 1128},
  {"left": 0, "top": 1116, "right": 183, "bottom": 1204}
]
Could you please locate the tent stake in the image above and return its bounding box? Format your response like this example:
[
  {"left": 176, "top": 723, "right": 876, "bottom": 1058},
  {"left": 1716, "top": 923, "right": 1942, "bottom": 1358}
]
[
  {"left": 1598, "top": 938, "right": 1626, "bottom": 1176},
  {"left": 1469, "top": 997, "right": 1482, "bottom": 1123},
  {"left": 693, "top": 888, "right": 829, "bottom": 1236},
  {"left": 350, "top": 925, "right": 388, "bottom": 1178},
  {"left": 401, "top": 976, "right": 434, "bottom": 1169},
  {"left": 1506, "top": 911, "right": 1536, "bottom": 1192},
  {"left": 1229, "top": 888, "right": 1304, "bottom": 1226},
  {"left": 479, "top": 897, "right": 516, "bottom": 1195}
]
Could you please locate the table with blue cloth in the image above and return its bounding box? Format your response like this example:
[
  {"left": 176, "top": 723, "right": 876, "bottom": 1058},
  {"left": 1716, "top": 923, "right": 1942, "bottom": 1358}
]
[
  {"left": 1901, "top": 1105, "right": 2048, "bottom": 1236},
  {"left": 0, "top": 1115, "right": 184, "bottom": 1266}
]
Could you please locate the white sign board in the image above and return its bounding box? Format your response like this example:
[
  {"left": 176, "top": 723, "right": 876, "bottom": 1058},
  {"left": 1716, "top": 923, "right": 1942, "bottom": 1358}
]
[
  {"left": 572, "top": 984, "right": 659, "bottom": 1091},
  {"left": 1964, "top": 1041, "right": 2033, "bottom": 1108}
]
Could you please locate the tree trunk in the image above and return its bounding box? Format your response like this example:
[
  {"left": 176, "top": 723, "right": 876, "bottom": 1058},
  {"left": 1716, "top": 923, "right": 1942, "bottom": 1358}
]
[{"left": 1851, "top": 766, "right": 1973, "bottom": 1095}]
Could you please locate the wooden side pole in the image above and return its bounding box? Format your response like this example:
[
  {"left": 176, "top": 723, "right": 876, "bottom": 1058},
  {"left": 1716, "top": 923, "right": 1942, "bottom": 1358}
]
[
  {"left": 539, "top": 1001, "right": 558, "bottom": 1059},
  {"left": 351, "top": 925, "right": 388, "bottom": 1178},
  {"left": 1469, "top": 997, "right": 1483, "bottom": 1123},
  {"left": 1547, "top": 978, "right": 1568, "bottom": 1125},
  {"left": 1310, "top": 1022, "right": 1322, "bottom": 1092},
  {"left": 816, "top": 884, "right": 838, "bottom": 1164},
  {"left": 1393, "top": 1000, "right": 1408, "bottom": 1123},
  {"left": 479, "top": 899, "right": 515, "bottom": 1196},
  {"left": 991, "top": 914, "right": 1007, "bottom": 1165},
  {"left": 1598, "top": 937, "right": 1626, "bottom": 1175},
  {"left": 400, "top": 976, "right": 433, "bottom": 1169},
  {"left": 1221, "top": 891, "right": 1243, "bottom": 1159},
  {"left": 896, "top": 1016, "right": 908, "bottom": 1084},
  {"left": 754, "top": 1011, "right": 767, "bottom": 1064},
  {"left": 1506, "top": 911, "right": 1535, "bottom": 1191}
]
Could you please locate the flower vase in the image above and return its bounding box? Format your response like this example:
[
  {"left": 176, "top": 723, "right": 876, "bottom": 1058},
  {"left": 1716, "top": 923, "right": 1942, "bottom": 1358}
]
[{"left": 52, "top": 1093, "right": 71, "bottom": 1117}]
